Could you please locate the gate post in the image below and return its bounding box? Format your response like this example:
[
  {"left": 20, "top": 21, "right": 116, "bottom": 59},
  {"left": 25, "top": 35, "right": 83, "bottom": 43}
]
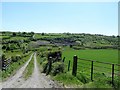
[
  {"left": 91, "top": 61, "right": 94, "bottom": 81},
  {"left": 112, "top": 64, "right": 114, "bottom": 86},
  {"left": 63, "top": 57, "right": 65, "bottom": 62},
  {"left": 72, "top": 55, "right": 77, "bottom": 76}
]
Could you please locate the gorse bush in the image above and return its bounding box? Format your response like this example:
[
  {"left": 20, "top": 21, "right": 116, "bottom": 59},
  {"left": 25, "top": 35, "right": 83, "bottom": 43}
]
[
  {"left": 11, "top": 55, "right": 21, "bottom": 62},
  {"left": 11, "top": 56, "right": 17, "bottom": 62},
  {"left": 51, "top": 62, "right": 64, "bottom": 76}
]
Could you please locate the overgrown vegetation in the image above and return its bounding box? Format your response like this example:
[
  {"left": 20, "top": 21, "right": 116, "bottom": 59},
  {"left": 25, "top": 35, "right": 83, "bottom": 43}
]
[{"left": 36, "top": 46, "right": 63, "bottom": 76}]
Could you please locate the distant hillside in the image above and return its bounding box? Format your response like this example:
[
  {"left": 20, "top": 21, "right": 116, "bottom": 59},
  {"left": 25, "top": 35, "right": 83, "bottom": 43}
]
[
  {"left": 34, "top": 33, "right": 118, "bottom": 49},
  {"left": 1, "top": 31, "right": 118, "bottom": 50}
]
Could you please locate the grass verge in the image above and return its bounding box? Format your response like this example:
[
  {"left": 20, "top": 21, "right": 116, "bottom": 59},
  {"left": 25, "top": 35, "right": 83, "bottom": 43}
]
[{"left": 23, "top": 53, "right": 34, "bottom": 80}]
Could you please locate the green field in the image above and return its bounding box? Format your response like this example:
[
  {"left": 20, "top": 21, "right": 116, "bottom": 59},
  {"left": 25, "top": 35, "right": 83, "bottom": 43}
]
[
  {"left": 10, "top": 36, "right": 28, "bottom": 40},
  {"left": 62, "top": 47, "right": 118, "bottom": 64},
  {"left": 62, "top": 47, "right": 118, "bottom": 75},
  {"left": 52, "top": 47, "right": 119, "bottom": 88}
]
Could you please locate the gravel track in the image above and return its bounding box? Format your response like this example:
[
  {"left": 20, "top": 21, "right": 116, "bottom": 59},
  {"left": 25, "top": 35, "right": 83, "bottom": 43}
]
[{"left": 2, "top": 53, "right": 62, "bottom": 88}]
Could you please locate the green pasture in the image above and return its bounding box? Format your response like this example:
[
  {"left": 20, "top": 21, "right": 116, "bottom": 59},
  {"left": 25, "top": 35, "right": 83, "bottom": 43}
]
[
  {"left": 62, "top": 47, "right": 118, "bottom": 76},
  {"left": 62, "top": 47, "right": 118, "bottom": 64},
  {"left": 34, "top": 33, "right": 70, "bottom": 39},
  {"left": 1, "top": 36, "right": 10, "bottom": 39},
  {"left": 1, "top": 35, "right": 29, "bottom": 40},
  {"left": 10, "top": 36, "right": 28, "bottom": 40}
]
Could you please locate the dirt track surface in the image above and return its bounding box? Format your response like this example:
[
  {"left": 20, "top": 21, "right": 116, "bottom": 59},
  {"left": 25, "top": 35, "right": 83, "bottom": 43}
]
[{"left": 2, "top": 53, "right": 61, "bottom": 88}]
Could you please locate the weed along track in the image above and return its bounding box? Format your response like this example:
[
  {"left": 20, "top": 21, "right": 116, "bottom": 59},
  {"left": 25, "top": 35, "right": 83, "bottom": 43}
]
[{"left": 2, "top": 53, "right": 60, "bottom": 88}]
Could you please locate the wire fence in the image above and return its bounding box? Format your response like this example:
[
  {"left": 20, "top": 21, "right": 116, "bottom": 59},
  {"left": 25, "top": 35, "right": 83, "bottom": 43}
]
[{"left": 63, "top": 55, "right": 120, "bottom": 87}]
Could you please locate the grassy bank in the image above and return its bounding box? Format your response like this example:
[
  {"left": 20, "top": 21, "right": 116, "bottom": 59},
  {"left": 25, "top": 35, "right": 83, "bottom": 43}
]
[{"left": 2, "top": 52, "right": 32, "bottom": 81}]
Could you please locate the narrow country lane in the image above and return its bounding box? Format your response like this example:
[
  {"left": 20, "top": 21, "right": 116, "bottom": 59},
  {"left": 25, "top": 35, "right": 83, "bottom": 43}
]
[{"left": 20, "top": 53, "right": 59, "bottom": 88}]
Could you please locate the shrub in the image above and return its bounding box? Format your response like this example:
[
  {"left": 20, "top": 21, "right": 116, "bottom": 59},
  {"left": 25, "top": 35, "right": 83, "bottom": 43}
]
[
  {"left": 16, "top": 55, "right": 21, "bottom": 60},
  {"left": 51, "top": 62, "right": 64, "bottom": 76},
  {"left": 11, "top": 55, "right": 21, "bottom": 62},
  {"left": 1, "top": 54, "right": 6, "bottom": 60},
  {"left": 11, "top": 56, "right": 17, "bottom": 62},
  {"left": 40, "top": 57, "right": 47, "bottom": 64}
]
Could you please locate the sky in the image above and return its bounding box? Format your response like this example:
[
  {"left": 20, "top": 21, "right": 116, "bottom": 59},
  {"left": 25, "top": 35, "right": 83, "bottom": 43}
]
[{"left": 1, "top": 1, "right": 118, "bottom": 36}]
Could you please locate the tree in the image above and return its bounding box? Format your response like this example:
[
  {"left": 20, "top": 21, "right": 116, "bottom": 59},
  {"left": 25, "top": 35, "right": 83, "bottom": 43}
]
[
  {"left": 70, "top": 44, "right": 73, "bottom": 48},
  {"left": 41, "top": 32, "right": 45, "bottom": 36},
  {"left": 30, "top": 32, "right": 34, "bottom": 35},
  {"left": 12, "top": 32, "right": 16, "bottom": 36},
  {"left": 2, "top": 45, "right": 6, "bottom": 49}
]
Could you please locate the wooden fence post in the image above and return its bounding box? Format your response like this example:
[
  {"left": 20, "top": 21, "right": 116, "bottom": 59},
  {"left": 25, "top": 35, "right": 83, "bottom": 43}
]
[
  {"left": 68, "top": 60, "right": 70, "bottom": 71},
  {"left": 46, "top": 56, "right": 52, "bottom": 75},
  {"left": 112, "top": 64, "right": 114, "bottom": 86},
  {"left": 91, "top": 61, "right": 93, "bottom": 81},
  {"left": 72, "top": 55, "right": 77, "bottom": 76},
  {"left": 63, "top": 57, "right": 65, "bottom": 62}
]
